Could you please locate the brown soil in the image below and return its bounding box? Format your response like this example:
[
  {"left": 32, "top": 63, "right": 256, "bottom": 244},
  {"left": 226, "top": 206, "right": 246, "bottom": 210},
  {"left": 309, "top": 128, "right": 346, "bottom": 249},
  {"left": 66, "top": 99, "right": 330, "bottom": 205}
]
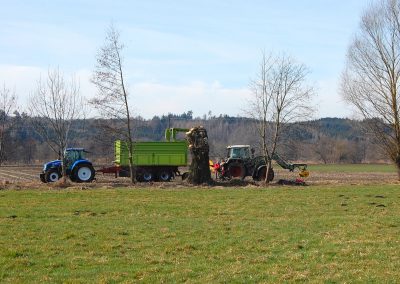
[
  {"left": 0, "top": 166, "right": 398, "bottom": 190},
  {"left": 274, "top": 169, "right": 399, "bottom": 186}
]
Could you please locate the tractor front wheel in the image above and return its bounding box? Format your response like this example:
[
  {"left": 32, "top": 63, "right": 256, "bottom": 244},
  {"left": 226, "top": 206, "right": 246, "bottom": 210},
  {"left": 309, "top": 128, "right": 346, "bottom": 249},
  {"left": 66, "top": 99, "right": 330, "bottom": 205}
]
[
  {"left": 256, "top": 166, "right": 274, "bottom": 182},
  {"left": 73, "top": 164, "right": 95, "bottom": 183},
  {"left": 45, "top": 169, "right": 61, "bottom": 183}
]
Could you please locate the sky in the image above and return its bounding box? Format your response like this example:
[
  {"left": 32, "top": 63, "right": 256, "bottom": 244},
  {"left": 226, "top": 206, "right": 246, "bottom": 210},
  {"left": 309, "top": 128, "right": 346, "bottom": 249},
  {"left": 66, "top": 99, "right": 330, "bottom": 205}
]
[{"left": 0, "top": 0, "right": 368, "bottom": 119}]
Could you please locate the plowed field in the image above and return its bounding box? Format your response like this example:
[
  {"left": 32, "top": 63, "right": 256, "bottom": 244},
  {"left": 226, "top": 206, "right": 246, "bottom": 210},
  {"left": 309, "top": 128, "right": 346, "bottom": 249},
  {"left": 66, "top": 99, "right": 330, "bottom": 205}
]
[{"left": 0, "top": 164, "right": 397, "bottom": 189}]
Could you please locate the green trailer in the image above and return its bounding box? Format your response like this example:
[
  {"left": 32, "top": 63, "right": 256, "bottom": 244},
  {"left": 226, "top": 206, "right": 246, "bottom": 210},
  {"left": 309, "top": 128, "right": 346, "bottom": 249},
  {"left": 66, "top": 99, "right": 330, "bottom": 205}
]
[{"left": 114, "top": 140, "right": 188, "bottom": 181}]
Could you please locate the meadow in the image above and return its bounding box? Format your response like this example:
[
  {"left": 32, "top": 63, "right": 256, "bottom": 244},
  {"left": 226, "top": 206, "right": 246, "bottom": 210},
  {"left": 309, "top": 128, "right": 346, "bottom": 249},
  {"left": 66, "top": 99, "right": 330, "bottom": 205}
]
[{"left": 1, "top": 184, "right": 399, "bottom": 283}]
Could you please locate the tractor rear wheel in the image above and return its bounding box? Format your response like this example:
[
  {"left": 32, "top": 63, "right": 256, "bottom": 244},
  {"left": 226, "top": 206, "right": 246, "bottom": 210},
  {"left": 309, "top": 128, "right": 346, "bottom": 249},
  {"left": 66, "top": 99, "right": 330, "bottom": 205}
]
[
  {"left": 74, "top": 164, "right": 95, "bottom": 183},
  {"left": 45, "top": 169, "right": 61, "bottom": 182},
  {"left": 227, "top": 162, "right": 246, "bottom": 180}
]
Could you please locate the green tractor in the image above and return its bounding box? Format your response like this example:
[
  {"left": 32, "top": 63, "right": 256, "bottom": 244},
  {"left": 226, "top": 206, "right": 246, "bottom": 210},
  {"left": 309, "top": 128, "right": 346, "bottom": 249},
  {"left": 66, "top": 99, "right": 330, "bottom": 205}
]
[{"left": 214, "top": 145, "right": 309, "bottom": 182}]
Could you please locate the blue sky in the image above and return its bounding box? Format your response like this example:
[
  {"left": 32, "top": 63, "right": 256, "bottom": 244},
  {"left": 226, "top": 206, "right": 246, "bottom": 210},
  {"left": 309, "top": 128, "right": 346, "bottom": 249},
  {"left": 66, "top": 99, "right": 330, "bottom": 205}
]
[{"left": 0, "top": 0, "right": 367, "bottom": 118}]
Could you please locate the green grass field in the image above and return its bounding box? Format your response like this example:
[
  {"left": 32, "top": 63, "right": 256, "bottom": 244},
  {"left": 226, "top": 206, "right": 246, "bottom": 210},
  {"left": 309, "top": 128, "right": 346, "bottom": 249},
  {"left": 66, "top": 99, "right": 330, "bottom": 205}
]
[
  {"left": 1, "top": 186, "right": 399, "bottom": 283},
  {"left": 308, "top": 163, "right": 397, "bottom": 173}
]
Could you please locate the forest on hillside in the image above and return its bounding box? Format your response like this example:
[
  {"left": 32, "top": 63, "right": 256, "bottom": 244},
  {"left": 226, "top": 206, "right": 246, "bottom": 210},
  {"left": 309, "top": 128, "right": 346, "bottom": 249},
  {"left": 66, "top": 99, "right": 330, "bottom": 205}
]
[{"left": 1, "top": 111, "right": 388, "bottom": 166}]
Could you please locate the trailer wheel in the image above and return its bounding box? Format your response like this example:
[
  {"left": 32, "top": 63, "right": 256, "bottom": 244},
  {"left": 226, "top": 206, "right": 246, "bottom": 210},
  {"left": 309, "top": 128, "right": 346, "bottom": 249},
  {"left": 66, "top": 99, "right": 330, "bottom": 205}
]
[
  {"left": 74, "top": 164, "right": 95, "bottom": 183},
  {"left": 182, "top": 172, "right": 189, "bottom": 180},
  {"left": 142, "top": 171, "right": 153, "bottom": 182},
  {"left": 158, "top": 170, "right": 172, "bottom": 182},
  {"left": 45, "top": 169, "right": 61, "bottom": 182}
]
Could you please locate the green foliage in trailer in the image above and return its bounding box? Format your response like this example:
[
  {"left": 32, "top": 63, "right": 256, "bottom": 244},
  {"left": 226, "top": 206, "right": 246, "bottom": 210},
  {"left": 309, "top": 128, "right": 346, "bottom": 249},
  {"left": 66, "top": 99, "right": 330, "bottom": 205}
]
[{"left": 115, "top": 140, "right": 188, "bottom": 166}]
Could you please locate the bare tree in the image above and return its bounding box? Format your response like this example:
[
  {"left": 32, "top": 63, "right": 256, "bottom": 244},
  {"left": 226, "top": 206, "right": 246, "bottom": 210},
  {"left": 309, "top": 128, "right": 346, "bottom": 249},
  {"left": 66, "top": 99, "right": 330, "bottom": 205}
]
[
  {"left": 0, "top": 84, "right": 17, "bottom": 165},
  {"left": 341, "top": 0, "right": 400, "bottom": 178},
  {"left": 91, "top": 24, "right": 135, "bottom": 183},
  {"left": 29, "top": 68, "right": 83, "bottom": 180},
  {"left": 247, "top": 52, "right": 313, "bottom": 183}
]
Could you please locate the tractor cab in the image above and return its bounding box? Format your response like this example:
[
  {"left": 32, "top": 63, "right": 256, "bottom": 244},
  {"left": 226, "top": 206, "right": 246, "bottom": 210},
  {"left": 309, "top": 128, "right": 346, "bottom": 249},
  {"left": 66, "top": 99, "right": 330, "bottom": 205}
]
[
  {"left": 65, "top": 148, "right": 87, "bottom": 168},
  {"left": 227, "top": 145, "right": 252, "bottom": 160}
]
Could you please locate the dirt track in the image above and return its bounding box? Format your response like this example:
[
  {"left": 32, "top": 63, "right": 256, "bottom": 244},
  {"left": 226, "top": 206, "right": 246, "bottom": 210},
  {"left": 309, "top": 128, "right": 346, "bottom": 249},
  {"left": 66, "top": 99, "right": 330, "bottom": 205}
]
[{"left": 0, "top": 166, "right": 398, "bottom": 189}]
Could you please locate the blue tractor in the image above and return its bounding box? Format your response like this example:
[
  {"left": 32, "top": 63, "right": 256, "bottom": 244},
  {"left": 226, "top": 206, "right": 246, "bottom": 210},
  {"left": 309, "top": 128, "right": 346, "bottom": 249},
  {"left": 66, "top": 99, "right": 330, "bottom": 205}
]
[{"left": 39, "top": 148, "right": 96, "bottom": 183}]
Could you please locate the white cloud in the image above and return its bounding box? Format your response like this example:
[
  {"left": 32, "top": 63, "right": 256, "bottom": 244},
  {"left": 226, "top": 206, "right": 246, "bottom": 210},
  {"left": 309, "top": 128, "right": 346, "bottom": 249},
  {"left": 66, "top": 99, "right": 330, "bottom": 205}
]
[
  {"left": 75, "top": 69, "right": 96, "bottom": 99},
  {"left": 2, "top": 64, "right": 352, "bottom": 120},
  {"left": 0, "top": 64, "right": 251, "bottom": 118},
  {"left": 131, "top": 81, "right": 251, "bottom": 118},
  {"left": 0, "top": 65, "right": 96, "bottom": 112},
  {"left": 0, "top": 65, "right": 42, "bottom": 108},
  {"left": 314, "top": 78, "right": 353, "bottom": 118}
]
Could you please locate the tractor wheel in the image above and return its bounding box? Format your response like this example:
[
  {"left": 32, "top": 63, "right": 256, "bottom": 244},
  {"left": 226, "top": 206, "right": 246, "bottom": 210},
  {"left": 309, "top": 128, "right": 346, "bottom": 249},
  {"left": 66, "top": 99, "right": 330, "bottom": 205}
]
[
  {"left": 142, "top": 170, "right": 154, "bottom": 182},
  {"left": 45, "top": 169, "right": 61, "bottom": 182},
  {"left": 40, "top": 173, "right": 47, "bottom": 183},
  {"left": 181, "top": 172, "right": 189, "bottom": 180},
  {"left": 74, "top": 164, "right": 95, "bottom": 183},
  {"left": 69, "top": 173, "right": 77, "bottom": 182},
  {"left": 158, "top": 170, "right": 172, "bottom": 182},
  {"left": 256, "top": 166, "right": 275, "bottom": 182},
  {"left": 227, "top": 162, "right": 246, "bottom": 180}
]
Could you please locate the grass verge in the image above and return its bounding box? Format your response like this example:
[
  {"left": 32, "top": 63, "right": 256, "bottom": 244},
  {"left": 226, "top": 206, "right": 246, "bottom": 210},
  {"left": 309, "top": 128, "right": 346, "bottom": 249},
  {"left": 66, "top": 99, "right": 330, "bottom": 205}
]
[{"left": 0, "top": 185, "right": 399, "bottom": 282}]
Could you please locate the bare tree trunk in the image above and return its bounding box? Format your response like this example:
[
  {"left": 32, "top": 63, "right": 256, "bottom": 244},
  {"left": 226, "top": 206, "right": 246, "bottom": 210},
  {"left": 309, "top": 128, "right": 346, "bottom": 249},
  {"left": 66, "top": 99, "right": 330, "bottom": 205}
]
[
  {"left": 127, "top": 137, "right": 135, "bottom": 183},
  {"left": 396, "top": 155, "right": 400, "bottom": 180},
  {"left": 265, "top": 160, "right": 273, "bottom": 184},
  {"left": 61, "top": 154, "right": 67, "bottom": 183},
  {"left": 116, "top": 41, "right": 135, "bottom": 184},
  {"left": 187, "top": 126, "right": 212, "bottom": 184},
  {"left": 264, "top": 119, "right": 280, "bottom": 184},
  {"left": 0, "top": 132, "right": 4, "bottom": 166}
]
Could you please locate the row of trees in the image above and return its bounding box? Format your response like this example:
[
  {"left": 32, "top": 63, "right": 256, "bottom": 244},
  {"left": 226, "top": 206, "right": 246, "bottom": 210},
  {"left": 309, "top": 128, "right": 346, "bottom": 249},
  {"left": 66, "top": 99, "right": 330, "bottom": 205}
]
[
  {"left": 2, "top": 0, "right": 400, "bottom": 183},
  {"left": 0, "top": 85, "right": 17, "bottom": 165},
  {"left": 0, "top": 113, "right": 387, "bottom": 165}
]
